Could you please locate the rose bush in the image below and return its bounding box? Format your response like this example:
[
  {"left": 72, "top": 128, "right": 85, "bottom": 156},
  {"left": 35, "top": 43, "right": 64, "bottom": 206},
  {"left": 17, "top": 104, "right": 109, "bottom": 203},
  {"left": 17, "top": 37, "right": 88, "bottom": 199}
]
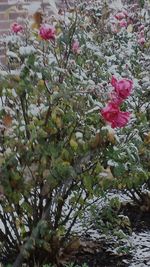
[{"left": 0, "top": 0, "right": 149, "bottom": 266}]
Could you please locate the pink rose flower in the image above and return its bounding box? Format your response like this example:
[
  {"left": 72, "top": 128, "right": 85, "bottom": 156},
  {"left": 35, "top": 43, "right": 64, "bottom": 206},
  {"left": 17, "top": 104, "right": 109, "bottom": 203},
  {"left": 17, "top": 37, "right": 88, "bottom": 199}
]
[
  {"left": 110, "top": 92, "right": 124, "bottom": 105},
  {"left": 111, "top": 76, "right": 133, "bottom": 101},
  {"left": 115, "top": 79, "right": 133, "bottom": 100},
  {"left": 72, "top": 39, "right": 80, "bottom": 54},
  {"left": 115, "top": 12, "right": 126, "bottom": 20},
  {"left": 112, "top": 110, "right": 130, "bottom": 128},
  {"left": 119, "top": 19, "right": 127, "bottom": 28},
  {"left": 101, "top": 102, "right": 130, "bottom": 128},
  {"left": 138, "top": 37, "right": 146, "bottom": 46},
  {"left": 39, "top": 24, "right": 56, "bottom": 41},
  {"left": 11, "top": 22, "right": 23, "bottom": 33}
]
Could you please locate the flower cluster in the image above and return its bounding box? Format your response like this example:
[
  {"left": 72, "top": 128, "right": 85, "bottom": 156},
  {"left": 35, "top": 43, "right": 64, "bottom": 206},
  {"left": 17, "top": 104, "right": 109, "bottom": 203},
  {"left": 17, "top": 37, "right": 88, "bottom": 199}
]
[
  {"left": 101, "top": 76, "right": 133, "bottom": 128},
  {"left": 137, "top": 24, "right": 146, "bottom": 46},
  {"left": 11, "top": 22, "right": 56, "bottom": 41},
  {"left": 115, "top": 11, "right": 128, "bottom": 28}
]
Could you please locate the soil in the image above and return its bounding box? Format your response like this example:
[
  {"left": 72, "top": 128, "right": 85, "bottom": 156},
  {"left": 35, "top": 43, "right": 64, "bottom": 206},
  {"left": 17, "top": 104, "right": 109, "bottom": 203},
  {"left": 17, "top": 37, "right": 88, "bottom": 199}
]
[
  {"left": 59, "top": 238, "right": 130, "bottom": 267},
  {"left": 70, "top": 250, "right": 128, "bottom": 267},
  {"left": 120, "top": 202, "right": 150, "bottom": 232}
]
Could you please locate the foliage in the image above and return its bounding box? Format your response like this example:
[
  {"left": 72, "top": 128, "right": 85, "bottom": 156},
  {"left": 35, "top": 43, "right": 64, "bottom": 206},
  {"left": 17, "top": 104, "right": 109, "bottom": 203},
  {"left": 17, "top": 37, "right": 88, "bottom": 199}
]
[
  {"left": 0, "top": 0, "right": 150, "bottom": 266},
  {"left": 91, "top": 197, "right": 130, "bottom": 234},
  {"left": 42, "top": 264, "right": 88, "bottom": 267},
  {"left": 83, "top": 196, "right": 132, "bottom": 256}
]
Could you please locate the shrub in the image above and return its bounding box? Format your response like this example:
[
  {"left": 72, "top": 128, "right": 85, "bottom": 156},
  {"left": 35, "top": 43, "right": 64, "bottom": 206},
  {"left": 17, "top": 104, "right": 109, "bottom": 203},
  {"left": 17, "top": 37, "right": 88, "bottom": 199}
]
[{"left": 0, "top": 0, "right": 149, "bottom": 266}]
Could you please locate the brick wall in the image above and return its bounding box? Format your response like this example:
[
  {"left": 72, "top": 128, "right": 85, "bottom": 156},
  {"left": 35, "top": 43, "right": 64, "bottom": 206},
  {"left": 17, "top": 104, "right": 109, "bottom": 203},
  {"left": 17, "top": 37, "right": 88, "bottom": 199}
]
[
  {"left": 0, "top": 0, "right": 66, "bottom": 35},
  {"left": 0, "top": 0, "right": 65, "bottom": 64},
  {"left": 0, "top": 1, "right": 34, "bottom": 34}
]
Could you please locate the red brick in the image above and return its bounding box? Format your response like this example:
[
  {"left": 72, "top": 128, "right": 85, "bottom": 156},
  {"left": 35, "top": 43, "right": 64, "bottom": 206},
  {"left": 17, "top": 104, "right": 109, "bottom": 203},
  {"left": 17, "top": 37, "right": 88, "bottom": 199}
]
[
  {"left": 0, "top": 56, "right": 6, "bottom": 64},
  {"left": 0, "top": 12, "right": 8, "bottom": 19},
  {"left": 0, "top": 0, "right": 8, "bottom": 3},
  {"left": 0, "top": 4, "right": 13, "bottom": 11},
  {"left": 9, "top": 11, "right": 27, "bottom": 20},
  {"left": 0, "top": 21, "right": 10, "bottom": 30}
]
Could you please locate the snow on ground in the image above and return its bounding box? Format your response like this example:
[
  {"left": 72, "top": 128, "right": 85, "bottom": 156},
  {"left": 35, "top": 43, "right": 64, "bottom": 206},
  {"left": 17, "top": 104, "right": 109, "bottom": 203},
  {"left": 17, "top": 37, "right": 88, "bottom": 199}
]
[{"left": 129, "top": 232, "right": 150, "bottom": 267}]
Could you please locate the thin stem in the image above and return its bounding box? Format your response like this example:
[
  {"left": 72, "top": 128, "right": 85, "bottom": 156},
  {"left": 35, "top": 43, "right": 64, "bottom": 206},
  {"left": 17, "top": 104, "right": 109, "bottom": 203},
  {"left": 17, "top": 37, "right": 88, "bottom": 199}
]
[{"left": 20, "top": 95, "right": 30, "bottom": 140}]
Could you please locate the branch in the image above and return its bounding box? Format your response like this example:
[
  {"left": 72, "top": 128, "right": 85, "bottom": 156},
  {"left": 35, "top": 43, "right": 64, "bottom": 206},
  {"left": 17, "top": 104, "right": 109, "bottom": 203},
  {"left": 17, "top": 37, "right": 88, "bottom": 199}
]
[{"left": 20, "top": 95, "right": 30, "bottom": 140}]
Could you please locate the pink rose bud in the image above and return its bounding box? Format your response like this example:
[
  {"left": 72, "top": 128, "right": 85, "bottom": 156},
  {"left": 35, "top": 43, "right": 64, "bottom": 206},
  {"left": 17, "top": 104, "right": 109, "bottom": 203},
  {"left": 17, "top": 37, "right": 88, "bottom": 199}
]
[
  {"left": 112, "top": 28, "right": 118, "bottom": 34},
  {"left": 72, "top": 39, "right": 80, "bottom": 54},
  {"left": 101, "top": 102, "right": 130, "bottom": 128},
  {"left": 115, "top": 12, "right": 126, "bottom": 20},
  {"left": 138, "top": 37, "right": 146, "bottom": 46},
  {"left": 138, "top": 25, "right": 144, "bottom": 31},
  {"left": 39, "top": 24, "right": 56, "bottom": 41},
  {"left": 119, "top": 19, "right": 127, "bottom": 28},
  {"left": 139, "top": 30, "right": 145, "bottom": 38},
  {"left": 11, "top": 22, "right": 23, "bottom": 33}
]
